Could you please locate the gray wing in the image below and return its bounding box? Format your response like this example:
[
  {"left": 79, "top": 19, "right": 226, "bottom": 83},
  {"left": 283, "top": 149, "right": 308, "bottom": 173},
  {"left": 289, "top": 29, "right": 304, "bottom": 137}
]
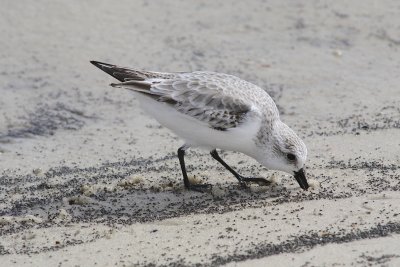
[
  {"left": 114, "top": 74, "right": 254, "bottom": 131},
  {"left": 91, "top": 61, "right": 257, "bottom": 131}
]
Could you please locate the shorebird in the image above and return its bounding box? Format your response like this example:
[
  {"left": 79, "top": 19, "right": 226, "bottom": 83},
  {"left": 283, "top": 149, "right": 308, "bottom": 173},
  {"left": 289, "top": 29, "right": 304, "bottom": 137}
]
[{"left": 91, "top": 61, "right": 309, "bottom": 192}]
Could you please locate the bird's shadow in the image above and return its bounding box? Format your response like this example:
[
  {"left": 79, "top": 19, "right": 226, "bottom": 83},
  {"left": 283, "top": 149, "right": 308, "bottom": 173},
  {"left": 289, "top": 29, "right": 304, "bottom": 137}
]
[
  {"left": 2, "top": 182, "right": 290, "bottom": 231},
  {"left": 0, "top": 153, "right": 303, "bottom": 236},
  {"left": 56, "top": 182, "right": 291, "bottom": 225}
]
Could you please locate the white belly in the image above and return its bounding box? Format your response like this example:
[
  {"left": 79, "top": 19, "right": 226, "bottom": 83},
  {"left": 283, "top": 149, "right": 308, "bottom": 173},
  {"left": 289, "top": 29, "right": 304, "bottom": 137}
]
[{"left": 135, "top": 94, "right": 260, "bottom": 156}]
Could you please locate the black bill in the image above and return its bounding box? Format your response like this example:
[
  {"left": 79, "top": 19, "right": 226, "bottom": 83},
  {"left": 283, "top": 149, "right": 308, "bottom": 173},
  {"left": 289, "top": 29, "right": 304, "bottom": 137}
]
[{"left": 294, "top": 168, "right": 309, "bottom": 190}]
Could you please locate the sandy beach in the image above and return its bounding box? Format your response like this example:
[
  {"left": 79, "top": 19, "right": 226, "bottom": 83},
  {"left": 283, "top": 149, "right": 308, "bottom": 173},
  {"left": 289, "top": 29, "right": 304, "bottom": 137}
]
[{"left": 1, "top": 0, "right": 400, "bottom": 266}]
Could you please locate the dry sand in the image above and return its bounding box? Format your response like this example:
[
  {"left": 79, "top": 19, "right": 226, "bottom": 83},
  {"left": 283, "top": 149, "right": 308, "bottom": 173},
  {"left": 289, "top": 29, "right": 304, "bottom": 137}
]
[{"left": 1, "top": 0, "right": 400, "bottom": 266}]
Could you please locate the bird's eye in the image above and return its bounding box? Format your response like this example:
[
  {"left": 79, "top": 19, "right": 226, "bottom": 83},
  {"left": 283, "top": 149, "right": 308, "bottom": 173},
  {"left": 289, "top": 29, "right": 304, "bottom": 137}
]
[{"left": 287, "top": 153, "right": 296, "bottom": 161}]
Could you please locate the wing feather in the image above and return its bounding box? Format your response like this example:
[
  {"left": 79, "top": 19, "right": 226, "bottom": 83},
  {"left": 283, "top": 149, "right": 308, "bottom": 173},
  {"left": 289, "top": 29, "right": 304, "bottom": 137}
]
[
  {"left": 93, "top": 63, "right": 257, "bottom": 131},
  {"left": 150, "top": 76, "right": 253, "bottom": 131}
]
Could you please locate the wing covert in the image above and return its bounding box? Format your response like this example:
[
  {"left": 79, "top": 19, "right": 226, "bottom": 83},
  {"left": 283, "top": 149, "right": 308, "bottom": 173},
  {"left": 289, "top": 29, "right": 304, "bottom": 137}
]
[{"left": 151, "top": 76, "right": 253, "bottom": 131}]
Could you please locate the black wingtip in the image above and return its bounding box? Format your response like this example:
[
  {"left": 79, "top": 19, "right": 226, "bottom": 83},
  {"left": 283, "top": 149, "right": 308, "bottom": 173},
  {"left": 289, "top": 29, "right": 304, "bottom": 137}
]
[
  {"left": 90, "top": 60, "right": 143, "bottom": 82},
  {"left": 90, "top": 60, "right": 112, "bottom": 69},
  {"left": 90, "top": 60, "right": 126, "bottom": 81}
]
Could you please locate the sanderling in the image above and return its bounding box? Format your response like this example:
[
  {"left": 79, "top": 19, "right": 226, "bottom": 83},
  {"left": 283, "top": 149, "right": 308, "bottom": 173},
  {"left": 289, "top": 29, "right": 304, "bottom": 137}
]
[{"left": 91, "top": 61, "right": 309, "bottom": 191}]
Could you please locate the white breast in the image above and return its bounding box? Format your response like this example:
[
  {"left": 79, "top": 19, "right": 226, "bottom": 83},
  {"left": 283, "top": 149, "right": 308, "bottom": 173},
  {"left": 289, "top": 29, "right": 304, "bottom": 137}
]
[{"left": 136, "top": 93, "right": 261, "bottom": 156}]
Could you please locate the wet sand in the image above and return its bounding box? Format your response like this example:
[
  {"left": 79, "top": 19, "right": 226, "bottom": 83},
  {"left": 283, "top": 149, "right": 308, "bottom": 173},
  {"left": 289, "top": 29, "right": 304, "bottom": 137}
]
[{"left": 0, "top": 0, "right": 400, "bottom": 266}]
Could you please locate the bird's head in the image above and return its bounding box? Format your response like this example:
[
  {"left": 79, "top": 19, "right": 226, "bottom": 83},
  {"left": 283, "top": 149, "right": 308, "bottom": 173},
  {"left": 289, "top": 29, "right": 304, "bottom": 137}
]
[{"left": 255, "top": 120, "right": 309, "bottom": 190}]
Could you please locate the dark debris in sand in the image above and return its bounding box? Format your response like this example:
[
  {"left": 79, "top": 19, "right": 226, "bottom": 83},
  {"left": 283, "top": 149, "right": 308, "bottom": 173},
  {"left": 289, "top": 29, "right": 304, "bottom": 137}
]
[
  {"left": 296, "top": 103, "right": 400, "bottom": 137},
  {"left": 0, "top": 102, "right": 95, "bottom": 140},
  {"left": 1, "top": 151, "right": 399, "bottom": 259},
  {"left": 156, "top": 222, "right": 400, "bottom": 267}
]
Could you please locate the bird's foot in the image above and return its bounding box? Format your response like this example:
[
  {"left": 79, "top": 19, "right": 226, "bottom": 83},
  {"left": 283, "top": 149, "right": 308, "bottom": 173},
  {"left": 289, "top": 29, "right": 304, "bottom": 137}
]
[
  {"left": 237, "top": 177, "right": 271, "bottom": 187},
  {"left": 186, "top": 183, "right": 212, "bottom": 193}
]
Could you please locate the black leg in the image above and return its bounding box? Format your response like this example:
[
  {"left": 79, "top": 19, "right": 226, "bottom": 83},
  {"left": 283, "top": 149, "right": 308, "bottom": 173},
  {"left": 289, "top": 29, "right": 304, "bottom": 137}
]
[
  {"left": 178, "top": 145, "right": 211, "bottom": 192},
  {"left": 210, "top": 149, "right": 271, "bottom": 187},
  {"left": 178, "top": 146, "right": 190, "bottom": 188}
]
